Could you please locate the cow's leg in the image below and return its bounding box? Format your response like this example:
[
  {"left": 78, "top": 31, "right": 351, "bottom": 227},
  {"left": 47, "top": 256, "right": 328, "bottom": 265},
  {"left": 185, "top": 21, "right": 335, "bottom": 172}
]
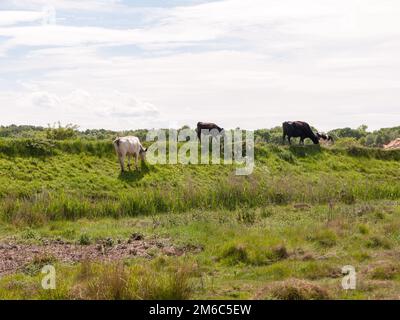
[
  {"left": 127, "top": 155, "right": 132, "bottom": 171},
  {"left": 135, "top": 153, "right": 139, "bottom": 170},
  {"left": 299, "top": 138, "right": 304, "bottom": 145},
  {"left": 119, "top": 154, "right": 125, "bottom": 172},
  {"left": 282, "top": 133, "right": 286, "bottom": 144},
  {"left": 288, "top": 136, "right": 291, "bottom": 145}
]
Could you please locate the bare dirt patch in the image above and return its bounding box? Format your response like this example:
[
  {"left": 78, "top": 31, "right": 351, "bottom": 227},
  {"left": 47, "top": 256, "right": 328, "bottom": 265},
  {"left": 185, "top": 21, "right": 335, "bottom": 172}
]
[{"left": 0, "top": 237, "right": 202, "bottom": 276}]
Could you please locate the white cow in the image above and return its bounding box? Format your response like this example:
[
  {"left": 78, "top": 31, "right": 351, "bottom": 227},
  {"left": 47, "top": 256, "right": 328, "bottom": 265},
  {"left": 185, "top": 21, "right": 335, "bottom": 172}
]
[{"left": 113, "top": 136, "right": 147, "bottom": 172}]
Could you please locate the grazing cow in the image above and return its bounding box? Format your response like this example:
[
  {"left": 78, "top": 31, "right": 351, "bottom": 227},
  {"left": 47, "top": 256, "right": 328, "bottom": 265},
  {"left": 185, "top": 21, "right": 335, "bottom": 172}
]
[
  {"left": 113, "top": 136, "right": 147, "bottom": 172},
  {"left": 196, "top": 122, "right": 224, "bottom": 140},
  {"left": 282, "top": 121, "right": 319, "bottom": 145},
  {"left": 316, "top": 132, "right": 334, "bottom": 143}
]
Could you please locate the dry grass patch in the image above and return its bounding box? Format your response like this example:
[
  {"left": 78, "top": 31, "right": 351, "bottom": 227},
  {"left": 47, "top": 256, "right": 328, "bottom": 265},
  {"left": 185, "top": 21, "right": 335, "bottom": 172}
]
[
  {"left": 256, "top": 279, "right": 331, "bottom": 300},
  {"left": 368, "top": 262, "right": 400, "bottom": 280},
  {"left": 71, "top": 261, "right": 195, "bottom": 300}
]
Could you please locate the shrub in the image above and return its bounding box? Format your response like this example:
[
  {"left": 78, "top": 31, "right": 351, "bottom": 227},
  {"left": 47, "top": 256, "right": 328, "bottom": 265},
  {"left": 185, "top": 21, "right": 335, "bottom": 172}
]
[
  {"left": 365, "top": 236, "right": 392, "bottom": 249},
  {"left": 78, "top": 234, "right": 91, "bottom": 246},
  {"left": 220, "top": 244, "right": 248, "bottom": 265},
  {"left": 307, "top": 229, "right": 337, "bottom": 248},
  {"left": 46, "top": 123, "right": 78, "bottom": 140},
  {"left": 220, "top": 242, "right": 288, "bottom": 266},
  {"left": 358, "top": 224, "right": 369, "bottom": 235}
]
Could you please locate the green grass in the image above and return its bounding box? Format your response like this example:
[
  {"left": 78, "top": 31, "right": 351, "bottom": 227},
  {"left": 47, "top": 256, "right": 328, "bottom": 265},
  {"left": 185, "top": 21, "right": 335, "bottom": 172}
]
[
  {"left": 1, "top": 202, "right": 400, "bottom": 299},
  {"left": 0, "top": 141, "right": 399, "bottom": 225},
  {"left": 0, "top": 138, "right": 399, "bottom": 299}
]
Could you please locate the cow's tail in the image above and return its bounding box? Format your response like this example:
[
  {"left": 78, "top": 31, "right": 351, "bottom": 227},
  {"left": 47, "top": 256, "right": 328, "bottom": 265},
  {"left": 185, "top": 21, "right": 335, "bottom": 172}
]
[
  {"left": 113, "top": 137, "right": 121, "bottom": 147},
  {"left": 140, "top": 143, "right": 147, "bottom": 153}
]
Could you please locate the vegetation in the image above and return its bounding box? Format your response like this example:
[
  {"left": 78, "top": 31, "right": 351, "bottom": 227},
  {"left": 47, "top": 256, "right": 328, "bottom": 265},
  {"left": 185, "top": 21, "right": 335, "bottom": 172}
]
[
  {"left": 1, "top": 123, "right": 399, "bottom": 147},
  {"left": 0, "top": 124, "right": 399, "bottom": 300}
]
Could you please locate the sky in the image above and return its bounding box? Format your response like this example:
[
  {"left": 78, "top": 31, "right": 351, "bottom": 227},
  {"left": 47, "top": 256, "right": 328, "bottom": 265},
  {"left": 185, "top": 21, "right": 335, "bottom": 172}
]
[{"left": 0, "top": 0, "right": 399, "bottom": 131}]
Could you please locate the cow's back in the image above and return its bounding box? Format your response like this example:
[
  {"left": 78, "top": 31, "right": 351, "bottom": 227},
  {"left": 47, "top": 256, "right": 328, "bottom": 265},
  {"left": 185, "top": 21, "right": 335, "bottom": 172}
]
[{"left": 114, "top": 136, "right": 141, "bottom": 155}]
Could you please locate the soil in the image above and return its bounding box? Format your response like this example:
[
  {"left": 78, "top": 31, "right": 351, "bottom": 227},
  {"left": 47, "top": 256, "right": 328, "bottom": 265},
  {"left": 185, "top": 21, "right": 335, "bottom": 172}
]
[{"left": 0, "top": 237, "right": 202, "bottom": 276}]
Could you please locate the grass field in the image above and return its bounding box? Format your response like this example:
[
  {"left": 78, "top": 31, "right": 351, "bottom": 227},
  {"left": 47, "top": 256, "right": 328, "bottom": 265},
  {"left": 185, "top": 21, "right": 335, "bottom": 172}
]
[{"left": 0, "top": 139, "right": 399, "bottom": 299}]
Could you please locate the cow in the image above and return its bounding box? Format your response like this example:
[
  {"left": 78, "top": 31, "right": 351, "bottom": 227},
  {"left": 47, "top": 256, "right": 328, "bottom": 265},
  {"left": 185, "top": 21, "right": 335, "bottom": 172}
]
[
  {"left": 196, "top": 122, "right": 224, "bottom": 141},
  {"left": 113, "top": 136, "right": 147, "bottom": 172},
  {"left": 282, "top": 121, "right": 319, "bottom": 145},
  {"left": 316, "top": 132, "right": 334, "bottom": 143}
]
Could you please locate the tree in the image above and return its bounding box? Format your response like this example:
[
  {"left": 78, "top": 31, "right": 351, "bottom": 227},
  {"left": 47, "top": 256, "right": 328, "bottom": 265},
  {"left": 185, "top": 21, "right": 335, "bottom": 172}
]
[{"left": 46, "top": 122, "right": 78, "bottom": 140}]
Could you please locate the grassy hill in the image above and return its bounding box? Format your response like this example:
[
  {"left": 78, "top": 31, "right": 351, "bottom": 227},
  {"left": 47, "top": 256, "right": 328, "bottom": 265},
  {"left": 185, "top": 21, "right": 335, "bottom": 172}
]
[{"left": 0, "top": 138, "right": 399, "bottom": 299}]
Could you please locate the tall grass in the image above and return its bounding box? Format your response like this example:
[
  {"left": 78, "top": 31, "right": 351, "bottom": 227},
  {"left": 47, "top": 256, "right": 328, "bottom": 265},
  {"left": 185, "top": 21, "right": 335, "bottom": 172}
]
[
  {"left": 0, "top": 173, "right": 399, "bottom": 226},
  {"left": 0, "top": 139, "right": 399, "bottom": 225},
  {"left": 72, "top": 262, "right": 195, "bottom": 300}
]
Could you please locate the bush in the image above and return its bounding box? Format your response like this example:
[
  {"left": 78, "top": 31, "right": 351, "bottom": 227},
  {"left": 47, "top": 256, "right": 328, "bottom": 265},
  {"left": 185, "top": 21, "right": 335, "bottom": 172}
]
[
  {"left": 307, "top": 230, "right": 337, "bottom": 248},
  {"left": 221, "top": 244, "right": 249, "bottom": 265},
  {"left": 46, "top": 123, "right": 78, "bottom": 140},
  {"left": 0, "top": 139, "right": 55, "bottom": 157},
  {"left": 365, "top": 236, "right": 392, "bottom": 249},
  {"left": 220, "top": 242, "right": 288, "bottom": 266},
  {"left": 78, "top": 234, "right": 91, "bottom": 246}
]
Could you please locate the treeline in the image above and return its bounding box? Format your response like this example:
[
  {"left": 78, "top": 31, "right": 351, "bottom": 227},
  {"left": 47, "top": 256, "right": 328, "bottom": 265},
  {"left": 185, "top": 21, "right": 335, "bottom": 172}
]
[
  {"left": 0, "top": 123, "right": 148, "bottom": 141},
  {"left": 0, "top": 123, "right": 399, "bottom": 147}
]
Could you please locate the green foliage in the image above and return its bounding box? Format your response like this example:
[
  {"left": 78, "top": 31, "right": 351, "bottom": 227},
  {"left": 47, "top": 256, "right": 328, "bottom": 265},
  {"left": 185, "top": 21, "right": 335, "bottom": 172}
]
[
  {"left": 0, "top": 139, "right": 56, "bottom": 157},
  {"left": 329, "top": 125, "right": 368, "bottom": 140},
  {"left": 1, "top": 201, "right": 400, "bottom": 299},
  {"left": 46, "top": 123, "right": 79, "bottom": 140},
  {"left": 78, "top": 233, "right": 91, "bottom": 245},
  {"left": 254, "top": 126, "right": 283, "bottom": 144},
  {"left": 0, "top": 142, "right": 399, "bottom": 224}
]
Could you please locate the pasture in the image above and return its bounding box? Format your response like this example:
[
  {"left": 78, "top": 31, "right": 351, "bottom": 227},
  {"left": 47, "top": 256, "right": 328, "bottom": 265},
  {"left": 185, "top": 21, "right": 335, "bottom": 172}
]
[{"left": 0, "top": 138, "right": 399, "bottom": 299}]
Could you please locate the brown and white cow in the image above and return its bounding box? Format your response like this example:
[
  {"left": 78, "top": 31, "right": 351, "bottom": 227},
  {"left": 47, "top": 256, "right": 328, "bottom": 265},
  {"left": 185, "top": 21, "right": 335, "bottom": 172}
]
[
  {"left": 316, "top": 132, "right": 334, "bottom": 144},
  {"left": 113, "top": 136, "right": 147, "bottom": 172}
]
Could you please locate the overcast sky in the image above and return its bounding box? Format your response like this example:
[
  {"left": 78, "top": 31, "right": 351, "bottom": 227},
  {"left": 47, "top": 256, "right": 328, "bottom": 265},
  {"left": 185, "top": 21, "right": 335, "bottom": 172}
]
[{"left": 0, "top": 0, "right": 399, "bottom": 131}]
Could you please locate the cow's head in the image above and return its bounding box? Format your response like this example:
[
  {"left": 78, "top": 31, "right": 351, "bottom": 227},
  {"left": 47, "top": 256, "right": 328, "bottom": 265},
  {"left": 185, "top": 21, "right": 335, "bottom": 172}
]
[
  {"left": 317, "top": 132, "right": 334, "bottom": 143},
  {"left": 139, "top": 146, "right": 147, "bottom": 161},
  {"left": 311, "top": 134, "right": 320, "bottom": 144},
  {"left": 316, "top": 132, "right": 325, "bottom": 140}
]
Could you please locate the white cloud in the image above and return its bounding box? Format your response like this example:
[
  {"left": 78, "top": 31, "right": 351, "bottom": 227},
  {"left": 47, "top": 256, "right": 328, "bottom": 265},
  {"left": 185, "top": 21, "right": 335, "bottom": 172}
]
[
  {"left": 30, "top": 90, "right": 60, "bottom": 108},
  {"left": 2, "top": 0, "right": 123, "bottom": 11},
  {"left": 1, "top": 0, "right": 400, "bottom": 130},
  {"left": 0, "top": 89, "right": 162, "bottom": 129},
  {"left": 0, "top": 10, "right": 45, "bottom": 26}
]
